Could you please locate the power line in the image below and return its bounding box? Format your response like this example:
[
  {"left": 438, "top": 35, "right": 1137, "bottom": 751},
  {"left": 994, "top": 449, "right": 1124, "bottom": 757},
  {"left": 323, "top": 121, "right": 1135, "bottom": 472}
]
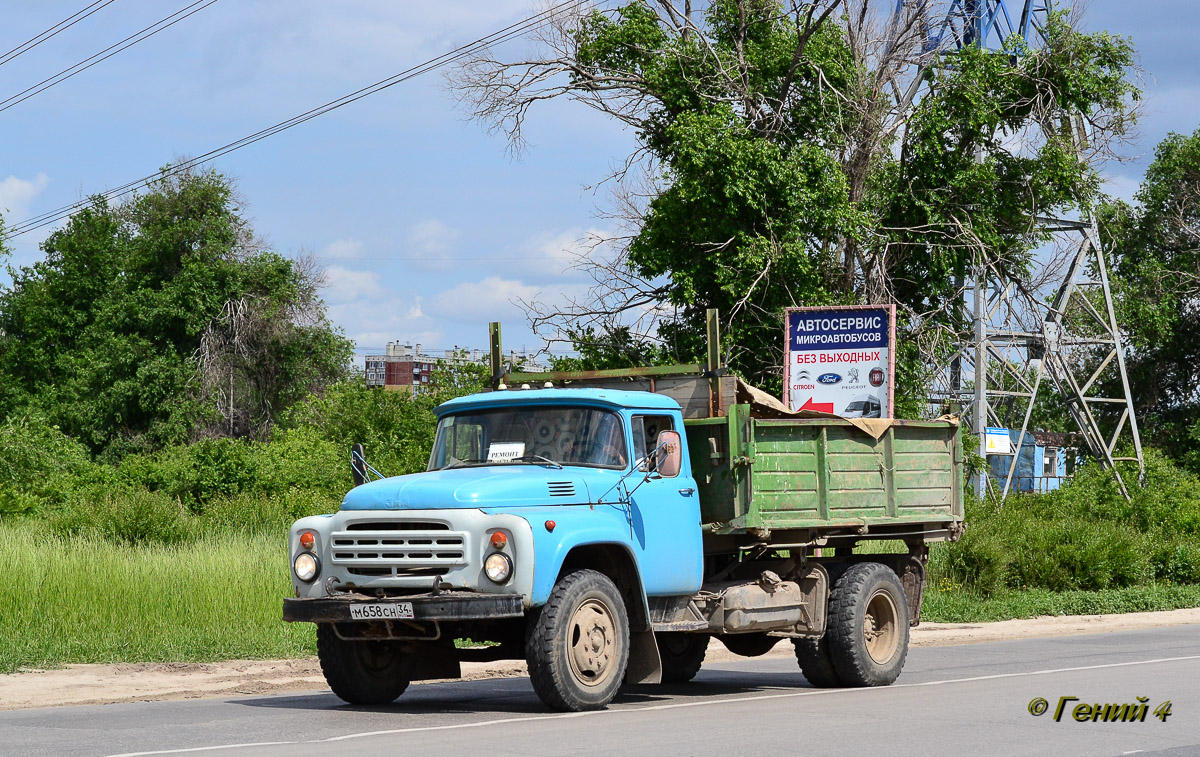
[
  {"left": 1, "top": 0, "right": 591, "bottom": 243},
  {"left": 315, "top": 256, "right": 575, "bottom": 262},
  {"left": 0, "top": 0, "right": 219, "bottom": 115},
  {"left": 0, "top": 0, "right": 119, "bottom": 68}
]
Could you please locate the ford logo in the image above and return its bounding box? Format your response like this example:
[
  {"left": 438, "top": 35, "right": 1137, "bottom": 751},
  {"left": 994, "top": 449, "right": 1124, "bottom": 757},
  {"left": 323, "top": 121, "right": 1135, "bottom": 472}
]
[{"left": 817, "top": 373, "right": 841, "bottom": 385}]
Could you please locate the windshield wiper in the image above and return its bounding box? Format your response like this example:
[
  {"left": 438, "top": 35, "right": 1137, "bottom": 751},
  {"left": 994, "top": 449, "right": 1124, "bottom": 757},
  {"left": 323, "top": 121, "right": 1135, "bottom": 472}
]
[
  {"left": 516, "top": 453, "right": 563, "bottom": 469},
  {"left": 442, "top": 457, "right": 484, "bottom": 469}
]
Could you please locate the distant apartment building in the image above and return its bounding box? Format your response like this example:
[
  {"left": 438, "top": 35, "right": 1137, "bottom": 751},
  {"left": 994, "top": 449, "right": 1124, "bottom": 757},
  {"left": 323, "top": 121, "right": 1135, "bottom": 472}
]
[{"left": 364, "top": 342, "right": 548, "bottom": 394}]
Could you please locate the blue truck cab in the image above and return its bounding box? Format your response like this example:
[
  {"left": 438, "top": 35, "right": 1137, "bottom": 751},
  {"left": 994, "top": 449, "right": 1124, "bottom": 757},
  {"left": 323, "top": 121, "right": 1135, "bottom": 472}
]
[{"left": 284, "top": 387, "right": 704, "bottom": 711}]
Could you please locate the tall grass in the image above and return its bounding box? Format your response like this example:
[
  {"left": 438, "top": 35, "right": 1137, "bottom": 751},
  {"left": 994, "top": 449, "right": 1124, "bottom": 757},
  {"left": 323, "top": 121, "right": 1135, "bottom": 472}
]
[
  {"left": 922, "top": 581, "right": 1200, "bottom": 623},
  {"left": 0, "top": 520, "right": 314, "bottom": 673}
]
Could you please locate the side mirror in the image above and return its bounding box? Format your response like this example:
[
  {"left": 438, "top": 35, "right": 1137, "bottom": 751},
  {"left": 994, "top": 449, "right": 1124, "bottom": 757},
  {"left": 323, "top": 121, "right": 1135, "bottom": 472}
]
[
  {"left": 350, "top": 443, "right": 367, "bottom": 487},
  {"left": 655, "top": 430, "right": 682, "bottom": 478}
]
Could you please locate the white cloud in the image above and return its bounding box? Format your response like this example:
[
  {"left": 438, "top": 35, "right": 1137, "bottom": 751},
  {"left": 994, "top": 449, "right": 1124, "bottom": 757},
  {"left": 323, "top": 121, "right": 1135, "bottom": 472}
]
[
  {"left": 322, "top": 265, "right": 385, "bottom": 304},
  {"left": 321, "top": 238, "right": 365, "bottom": 259},
  {"left": 405, "top": 218, "right": 461, "bottom": 271},
  {"left": 0, "top": 173, "right": 49, "bottom": 221},
  {"left": 510, "top": 226, "right": 616, "bottom": 281},
  {"left": 428, "top": 276, "right": 541, "bottom": 324}
]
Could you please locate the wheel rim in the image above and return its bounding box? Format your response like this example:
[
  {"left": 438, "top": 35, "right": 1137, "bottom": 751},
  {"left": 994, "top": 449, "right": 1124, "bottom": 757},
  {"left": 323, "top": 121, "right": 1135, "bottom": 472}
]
[
  {"left": 355, "top": 641, "right": 400, "bottom": 675},
  {"left": 567, "top": 598, "right": 618, "bottom": 688},
  {"left": 863, "top": 588, "right": 900, "bottom": 664}
]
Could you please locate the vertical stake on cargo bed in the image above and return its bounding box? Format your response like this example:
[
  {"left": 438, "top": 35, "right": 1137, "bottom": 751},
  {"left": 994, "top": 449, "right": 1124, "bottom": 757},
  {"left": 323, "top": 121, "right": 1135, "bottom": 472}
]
[
  {"left": 489, "top": 321, "right": 503, "bottom": 389},
  {"left": 707, "top": 308, "right": 721, "bottom": 417}
]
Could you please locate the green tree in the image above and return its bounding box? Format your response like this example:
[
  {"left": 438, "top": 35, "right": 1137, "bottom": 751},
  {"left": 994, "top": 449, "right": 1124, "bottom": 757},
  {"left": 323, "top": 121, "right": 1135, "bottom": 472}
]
[
  {"left": 0, "top": 167, "right": 352, "bottom": 457},
  {"left": 1102, "top": 127, "right": 1200, "bottom": 465},
  {"left": 458, "top": 1, "right": 1137, "bottom": 400}
]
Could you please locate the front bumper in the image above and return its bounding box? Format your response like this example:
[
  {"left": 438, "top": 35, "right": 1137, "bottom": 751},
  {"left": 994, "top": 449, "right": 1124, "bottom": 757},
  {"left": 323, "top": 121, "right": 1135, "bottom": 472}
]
[{"left": 282, "top": 591, "right": 525, "bottom": 624}]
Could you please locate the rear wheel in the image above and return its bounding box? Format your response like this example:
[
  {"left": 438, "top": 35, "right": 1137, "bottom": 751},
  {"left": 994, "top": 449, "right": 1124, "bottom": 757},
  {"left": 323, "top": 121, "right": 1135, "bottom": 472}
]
[
  {"left": 793, "top": 635, "right": 843, "bottom": 687},
  {"left": 656, "top": 633, "right": 708, "bottom": 683},
  {"left": 526, "top": 570, "right": 630, "bottom": 711},
  {"left": 316, "top": 624, "right": 414, "bottom": 705},
  {"left": 825, "top": 562, "right": 909, "bottom": 686}
]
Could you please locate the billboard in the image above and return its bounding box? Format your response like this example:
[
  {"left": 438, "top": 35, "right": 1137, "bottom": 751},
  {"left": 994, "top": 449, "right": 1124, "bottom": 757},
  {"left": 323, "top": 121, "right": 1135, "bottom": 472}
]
[{"left": 784, "top": 305, "right": 895, "bottom": 418}]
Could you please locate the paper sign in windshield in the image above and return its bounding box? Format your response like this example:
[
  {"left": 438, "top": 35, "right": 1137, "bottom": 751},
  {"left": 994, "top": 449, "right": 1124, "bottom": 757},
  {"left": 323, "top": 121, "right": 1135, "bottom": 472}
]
[{"left": 487, "top": 441, "right": 526, "bottom": 462}]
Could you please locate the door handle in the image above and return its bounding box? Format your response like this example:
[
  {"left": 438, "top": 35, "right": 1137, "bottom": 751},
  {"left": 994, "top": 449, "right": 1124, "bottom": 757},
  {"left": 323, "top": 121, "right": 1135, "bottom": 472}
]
[{"left": 678, "top": 487, "right": 695, "bottom": 496}]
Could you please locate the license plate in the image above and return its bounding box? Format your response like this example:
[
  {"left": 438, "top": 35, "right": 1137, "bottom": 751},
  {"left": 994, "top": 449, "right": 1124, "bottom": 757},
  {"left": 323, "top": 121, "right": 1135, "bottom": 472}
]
[{"left": 349, "top": 602, "right": 414, "bottom": 621}]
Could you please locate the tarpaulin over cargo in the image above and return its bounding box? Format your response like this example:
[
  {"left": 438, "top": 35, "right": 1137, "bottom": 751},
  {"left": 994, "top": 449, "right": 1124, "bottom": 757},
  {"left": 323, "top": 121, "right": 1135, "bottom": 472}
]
[{"left": 734, "top": 378, "right": 957, "bottom": 440}]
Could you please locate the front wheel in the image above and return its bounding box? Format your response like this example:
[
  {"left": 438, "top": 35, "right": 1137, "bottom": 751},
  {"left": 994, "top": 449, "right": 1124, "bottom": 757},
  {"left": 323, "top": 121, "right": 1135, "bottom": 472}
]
[
  {"left": 526, "top": 569, "right": 630, "bottom": 711},
  {"left": 316, "top": 624, "right": 414, "bottom": 705}
]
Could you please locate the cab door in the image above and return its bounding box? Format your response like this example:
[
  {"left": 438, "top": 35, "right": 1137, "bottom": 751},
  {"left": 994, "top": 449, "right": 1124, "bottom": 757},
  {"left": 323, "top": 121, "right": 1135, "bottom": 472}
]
[{"left": 626, "top": 412, "right": 704, "bottom": 595}]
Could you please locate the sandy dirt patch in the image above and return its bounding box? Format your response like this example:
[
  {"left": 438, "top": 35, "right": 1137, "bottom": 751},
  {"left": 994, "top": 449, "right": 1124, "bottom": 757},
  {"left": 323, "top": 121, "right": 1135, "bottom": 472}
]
[{"left": 4, "top": 607, "right": 1198, "bottom": 711}]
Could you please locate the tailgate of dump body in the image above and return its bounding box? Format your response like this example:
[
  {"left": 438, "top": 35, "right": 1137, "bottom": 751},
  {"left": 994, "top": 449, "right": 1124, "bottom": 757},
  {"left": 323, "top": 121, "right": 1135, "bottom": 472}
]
[{"left": 685, "top": 407, "right": 964, "bottom": 537}]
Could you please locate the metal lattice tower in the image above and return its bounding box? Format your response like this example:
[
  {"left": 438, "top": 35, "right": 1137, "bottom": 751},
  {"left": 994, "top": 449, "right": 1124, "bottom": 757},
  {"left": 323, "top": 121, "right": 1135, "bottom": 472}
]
[{"left": 898, "top": 0, "right": 1145, "bottom": 499}]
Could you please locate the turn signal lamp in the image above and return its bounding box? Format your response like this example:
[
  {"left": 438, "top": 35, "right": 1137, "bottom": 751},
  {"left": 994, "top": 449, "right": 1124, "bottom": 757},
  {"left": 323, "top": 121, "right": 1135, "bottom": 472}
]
[
  {"left": 545, "top": 520, "right": 556, "bottom": 532},
  {"left": 490, "top": 531, "right": 508, "bottom": 550},
  {"left": 299, "top": 531, "right": 315, "bottom": 550}
]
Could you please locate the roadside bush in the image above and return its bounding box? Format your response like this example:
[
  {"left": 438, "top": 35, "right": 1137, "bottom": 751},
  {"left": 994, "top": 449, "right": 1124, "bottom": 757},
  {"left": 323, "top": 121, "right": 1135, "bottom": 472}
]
[
  {"left": 116, "top": 427, "right": 350, "bottom": 513},
  {"left": 0, "top": 414, "right": 105, "bottom": 515},
  {"left": 1007, "top": 518, "right": 1149, "bottom": 591},
  {"left": 934, "top": 451, "right": 1200, "bottom": 594},
  {"left": 282, "top": 379, "right": 439, "bottom": 477},
  {"left": 932, "top": 503, "right": 1011, "bottom": 595},
  {"left": 118, "top": 438, "right": 257, "bottom": 512},
  {"left": 1040, "top": 449, "right": 1200, "bottom": 536},
  {"left": 251, "top": 426, "right": 348, "bottom": 494},
  {"left": 1150, "top": 538, "right": 1200, "bottom": 584}
]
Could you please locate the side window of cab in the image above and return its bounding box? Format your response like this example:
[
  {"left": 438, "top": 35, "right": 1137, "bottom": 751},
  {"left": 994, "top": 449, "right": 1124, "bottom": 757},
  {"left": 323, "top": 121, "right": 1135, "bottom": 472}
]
[{"left": 632, "top": 414, "right": 677, "bottom": 476}]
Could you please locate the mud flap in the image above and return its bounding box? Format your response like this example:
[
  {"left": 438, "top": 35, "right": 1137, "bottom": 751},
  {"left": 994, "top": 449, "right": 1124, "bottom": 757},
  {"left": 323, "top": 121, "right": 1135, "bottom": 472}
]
[
  {"left": 623, "top": 629, "right": 662, "bottom": 684},
  {"left": 410, "top": 646, "right": 463, "bottom": 681}
]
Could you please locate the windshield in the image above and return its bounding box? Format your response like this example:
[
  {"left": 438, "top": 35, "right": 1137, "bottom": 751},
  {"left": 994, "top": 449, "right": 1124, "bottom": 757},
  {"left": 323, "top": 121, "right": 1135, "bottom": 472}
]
[{"left": 428, "top": 405, "right": 628, "bottom": 471}]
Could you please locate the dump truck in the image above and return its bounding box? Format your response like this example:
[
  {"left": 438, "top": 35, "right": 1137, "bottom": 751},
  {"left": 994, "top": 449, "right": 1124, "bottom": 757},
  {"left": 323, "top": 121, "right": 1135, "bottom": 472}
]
[{"left": 283, "top": 322, "right": 964, "bottom": 712}]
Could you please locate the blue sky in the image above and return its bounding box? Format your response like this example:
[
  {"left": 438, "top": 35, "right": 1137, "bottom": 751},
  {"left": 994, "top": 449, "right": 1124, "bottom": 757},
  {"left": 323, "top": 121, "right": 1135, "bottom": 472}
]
[{"left": 0, "top": 1, "right": 1196, "bottom": 364}]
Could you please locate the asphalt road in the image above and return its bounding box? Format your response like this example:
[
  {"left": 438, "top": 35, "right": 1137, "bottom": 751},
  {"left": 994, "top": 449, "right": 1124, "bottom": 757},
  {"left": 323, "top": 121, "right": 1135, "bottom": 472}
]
[{"left": 2, "top": 626, "right": 1198, "bottom": 757}]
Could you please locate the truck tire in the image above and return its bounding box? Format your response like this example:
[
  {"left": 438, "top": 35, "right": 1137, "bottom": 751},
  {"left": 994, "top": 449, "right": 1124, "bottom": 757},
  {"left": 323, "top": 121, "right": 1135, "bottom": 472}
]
[
  {"left": 316, "top": 624, "right": 414, "bottom": 705},
  {"left": 792, "top": 636, "right": 844, "bottom": 687},
  {"left": 825, "top": 562, "right": 909, "bottom": 687},
  {"left": 526, "top": 569, "right": 630, "bottom": 711},
  {"left": 656, "top": 633, "right": 708, "bottom": 683}
]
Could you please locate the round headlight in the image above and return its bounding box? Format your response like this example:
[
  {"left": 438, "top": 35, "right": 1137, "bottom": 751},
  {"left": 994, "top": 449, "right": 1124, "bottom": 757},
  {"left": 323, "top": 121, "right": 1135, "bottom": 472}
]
[
  {"left": 484, "top": 553, "right": 512, "bottom": 584},
  {"left": 294, "top": 552, "right": 320, "bottom": 583}
]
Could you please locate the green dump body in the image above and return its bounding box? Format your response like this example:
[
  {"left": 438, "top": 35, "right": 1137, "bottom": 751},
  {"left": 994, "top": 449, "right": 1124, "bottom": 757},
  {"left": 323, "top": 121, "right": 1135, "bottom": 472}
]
[{"left": 685, "top": 405, "right": 964, "bottom": 538}]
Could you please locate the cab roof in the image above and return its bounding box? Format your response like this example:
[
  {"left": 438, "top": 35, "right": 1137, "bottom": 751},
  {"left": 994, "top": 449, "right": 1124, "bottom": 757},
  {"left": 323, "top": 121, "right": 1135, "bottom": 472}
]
[{"left": 435, "top": 387, "right": 682, "bottom": 415}]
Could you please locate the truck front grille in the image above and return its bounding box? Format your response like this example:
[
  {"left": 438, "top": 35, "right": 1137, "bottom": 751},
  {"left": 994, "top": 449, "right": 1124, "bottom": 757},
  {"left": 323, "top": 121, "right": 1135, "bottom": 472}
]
[{"left": 330, "top": 526, "right": 468, "bottom": 577}]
